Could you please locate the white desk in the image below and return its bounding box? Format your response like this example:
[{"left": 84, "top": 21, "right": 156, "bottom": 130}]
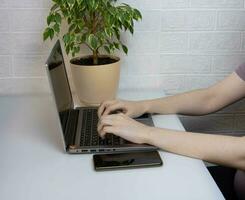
[{"left": 0, "top": 89, "right": 224, "bottom": 200}]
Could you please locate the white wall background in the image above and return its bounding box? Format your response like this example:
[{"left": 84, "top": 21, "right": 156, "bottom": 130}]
[{"left": 1, "top": 0, "right": 245, "bottom": 134}]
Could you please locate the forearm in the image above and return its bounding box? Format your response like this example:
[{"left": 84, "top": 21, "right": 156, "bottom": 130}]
[
  {"left": 141, "top": 73, "right": 245, "bottom": 116},
  {"left": 146, "top": 127, "right": 245, "bottom": 170},
  {"left": 141, "top": 88, "right": 215, "bottom": 115}
]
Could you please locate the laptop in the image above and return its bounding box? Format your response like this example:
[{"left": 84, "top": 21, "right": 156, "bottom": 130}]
[{"left": 45, "top": 40, "right": 157, "bottom": 154}]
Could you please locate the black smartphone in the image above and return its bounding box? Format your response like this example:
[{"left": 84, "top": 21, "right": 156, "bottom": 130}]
[{"left": 93, "top": 151, "right": 163, "bottom": 171}]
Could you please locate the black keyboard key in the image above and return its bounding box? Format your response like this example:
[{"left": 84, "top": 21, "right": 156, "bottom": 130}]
[
  {"left": 80, "top": 110, "right": 88, "bottom": 146},
  {"left": 99, "top": 137, "right": 106, "bottom": 145},
  {"left": 112, "top": 135, "right": 120, "bottom": 145},
  {"left": 91, "top": 132, "right": 99, "bottom": 145},
  {"left": 80, "top": 108, "right": 99, "bottom": 146}
]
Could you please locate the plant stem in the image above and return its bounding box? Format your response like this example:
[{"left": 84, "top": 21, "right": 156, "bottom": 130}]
[
  {"left": 93, "top": 50, "right": 98, "bottom": 65},
  {"left": 92, "top": 11, "right": 98, "bottom": 65}
]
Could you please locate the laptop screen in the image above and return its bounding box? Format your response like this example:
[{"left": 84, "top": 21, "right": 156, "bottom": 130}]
[{"left": 45, "top": 40, "right": 74, "bottom": 133}]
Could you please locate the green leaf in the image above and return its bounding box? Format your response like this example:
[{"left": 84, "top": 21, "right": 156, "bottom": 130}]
[
  {"left": 55, "top": 13, "right": 62, "bottom": 24},
  {"left": 47, "top": 14, "right": 54, "bottom": 26},
  {"left": 69, "top": 24, "right": 76, "bottom": 32},
  {"left": 65, "top": 44, "right": 70, "bottom": 54},
  {"left": 113, "top": 28, "right": 120, "bottom": 40},
  {"left": 43, "top": 27, "right": 54, "bottom": 40},
  {"left": 109, "top": 43, "right": 115, "bottom": 51},
  {"left": 76, "top": 0, "right": 83, "bottom": 5},
  {"left": 121, "top": 3, "right": 130, "bottom": 7},
  {"left": 53, "top": 23, "right": 60, "bottom": 33},
  {"left": 133, "top": 9, "right": 142, "bottom": 20},
  {"left": 129, "top": 25, "right": 134, "bottom": 34},
  {"left": 104, "top": 46, "right": 110, "bottom": 54},
  {"left": 94, "top": 0, "right": 99, "bottom": 9},
  {"left": 67, "top": 0, "right": 75, "bottom": 5},
  {"left": 113, "top": 42, "right": 120, "bottom": 50},
  {"left": 63, "top": 34, "right": 71, "bottom": 43},
  {"left": 81, "top": 34, "right": 87, "bottom": 43},
  {"left": 77, "top": 20, "right": 84, "bottom": 29},
  {"left": 75, "top": 46, "right": 80, "bottom": 53},
  {"left": 49, "top": 28, "right": 54, "bottom": 39},
  {"left": 51, "top": 3, "right": 59, "bottom": 11},
  {"left": 87, "top": 0, "right": 97, "bottom": 10},
  {"left": 122, "top": 44, "right": 128, "bottom": 54},
  {"left": 67, "top": 17, "right": 72, "bottom": 24},
  {"left": 43, "top": 28, "right": 50, "bottom": 41},
  {"left": 105, "top": 28, "right": 113, "bottom": 38},
  {"left": 87, "top": 34, "right": 98, "bottom": 50}
]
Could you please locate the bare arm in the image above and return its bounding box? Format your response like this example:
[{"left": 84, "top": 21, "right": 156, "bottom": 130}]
[
  {"left": 147, "top": 128, "right": 245, "bottom": 170},
  {"left": 142, "top": 72, "right": 245, "bottom": 169},
  {"left": 98, "top": 72, "right": 245, "bottom": 169},
  {"left": 142, "top": 72, "right": 245, "bottom": 115},
  {"left": 98, "top": 113, "right": 245, "bottom": 170}
]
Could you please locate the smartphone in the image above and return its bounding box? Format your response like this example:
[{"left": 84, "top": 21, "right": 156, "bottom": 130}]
[{"left": 93, "top": 151, "right": 163, "bottom": 171}]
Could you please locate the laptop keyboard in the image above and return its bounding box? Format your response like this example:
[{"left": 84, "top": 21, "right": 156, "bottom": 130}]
[{"left": 79, "top": 108, "right": 124, "bottom": 146}]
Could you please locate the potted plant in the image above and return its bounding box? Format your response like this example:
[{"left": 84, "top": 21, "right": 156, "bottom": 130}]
[{"left": 43, "top": 0, "right": 142, "bottom": 105}]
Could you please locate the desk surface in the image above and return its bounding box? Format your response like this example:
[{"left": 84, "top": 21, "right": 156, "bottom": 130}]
[{"left": 0, "top": 89, "right": 224, "bottom": 200}]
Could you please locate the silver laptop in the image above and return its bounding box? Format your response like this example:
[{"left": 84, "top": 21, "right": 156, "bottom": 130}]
[{"left": 45, "top": 40, "right": 157, "bottom": 154}]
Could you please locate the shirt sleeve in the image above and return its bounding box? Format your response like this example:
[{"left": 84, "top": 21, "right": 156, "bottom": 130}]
[{"left": 235, "top": 63, "right": 245, "bottom": 81}]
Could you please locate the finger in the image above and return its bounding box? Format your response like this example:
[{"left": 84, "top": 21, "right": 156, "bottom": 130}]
[
  {"left": 102, "top": 103, "right": 126, "bottom": 116},
  {"left": 97, "top": 100, "right": 116, "bottom": 118},
  {"left": 97, "top": 101, "right": 107, "bottom": 118},
  {"left": 97, "top": 122, "right": 103, "bottom": 134},
  {"left": 98, "top": 125, "right": 115, "bottom": 138},
  {"left": 97, "top": 115, "right": 115, "bottom": 133},
  {"left": 103, "top": 126, "right": 117, "bottom": 135},
  {"left": 98, "top": 127, "right": 107, "bottom": 138},
  {"left": 99, "top": 125, "right": 118, "bottom": 139}
]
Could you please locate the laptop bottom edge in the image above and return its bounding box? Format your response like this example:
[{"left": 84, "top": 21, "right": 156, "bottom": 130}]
[{"left": 67, "top": 145, "right": 157, "bottom": 154}]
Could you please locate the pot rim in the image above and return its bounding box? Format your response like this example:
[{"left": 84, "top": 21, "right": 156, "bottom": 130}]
[{"left": 70, "top": 54, "right": 120, "bottom": 66}]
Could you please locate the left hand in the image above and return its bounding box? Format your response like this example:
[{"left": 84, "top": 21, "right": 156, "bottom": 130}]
[{"left": 97, "top": 113, "right": 152, "bottom": 144}]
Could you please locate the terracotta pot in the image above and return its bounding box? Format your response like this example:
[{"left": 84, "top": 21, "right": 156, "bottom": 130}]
[{"left": 70, "top": 55, "right": 120, "bottom": 106}]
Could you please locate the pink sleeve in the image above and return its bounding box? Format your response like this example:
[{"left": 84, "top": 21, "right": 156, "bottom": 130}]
[{"left": 235, "top": 63, "right": 245, "bottom": 81}]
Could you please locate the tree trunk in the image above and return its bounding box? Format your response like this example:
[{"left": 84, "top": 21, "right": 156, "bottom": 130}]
[{"left": 93, "top": 50, "right": 98, "bottom": 65}]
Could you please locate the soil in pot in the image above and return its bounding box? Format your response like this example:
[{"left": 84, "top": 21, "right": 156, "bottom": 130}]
[{"left": 71, "top": 56, "right": 118, "bottom": 66}]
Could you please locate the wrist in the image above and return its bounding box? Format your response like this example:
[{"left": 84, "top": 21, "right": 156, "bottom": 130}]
[
  {"left": 139, "top": 100, "right": 151, "bottom": 114},
  {"left": 143, "top": 126, "right": 156, "bottom": 144}
]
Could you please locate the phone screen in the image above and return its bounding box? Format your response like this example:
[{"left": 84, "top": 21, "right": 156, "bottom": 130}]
[{"left": 93, "top": 151, "right": 163, "bottom": 171}]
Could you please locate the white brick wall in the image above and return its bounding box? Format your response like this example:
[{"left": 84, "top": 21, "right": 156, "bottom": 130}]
[
  {"left": 162, "top": 0, "right": 189, "bottom": 8},
  {"left": 161, "top": 11, "right": 216, "bottom": 31},
  {"left": 160, "top": 32, "right": 189, "bottom": 53},
  {"left": 0, "top": 0, "right": 245, "bottom": 134},
  {"left": 190, "top": 0, "right": 244, "bottom": 8}
]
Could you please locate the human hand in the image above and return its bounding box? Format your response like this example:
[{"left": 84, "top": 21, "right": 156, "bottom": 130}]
[
  {"left": 98, "top": 99, "right": 146, "bottom": 118},
  {"left": 97, "top": 113, "right": 152, "bottom": 144}
]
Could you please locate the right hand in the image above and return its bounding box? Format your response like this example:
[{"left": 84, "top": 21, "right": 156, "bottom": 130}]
[{"left": 97, "top": 99, "right": 147, "bottom": 118}]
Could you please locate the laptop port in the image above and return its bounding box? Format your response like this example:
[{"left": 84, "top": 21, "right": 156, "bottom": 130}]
[
  {"left": 99, "top": 149, "right": 104, "bottom": 152},
  {"left": 90, "top": 149, "right": 96, "bottom": 152},
  {"left": 81, "top": 150, "right": 88, "bottom": 152}
]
